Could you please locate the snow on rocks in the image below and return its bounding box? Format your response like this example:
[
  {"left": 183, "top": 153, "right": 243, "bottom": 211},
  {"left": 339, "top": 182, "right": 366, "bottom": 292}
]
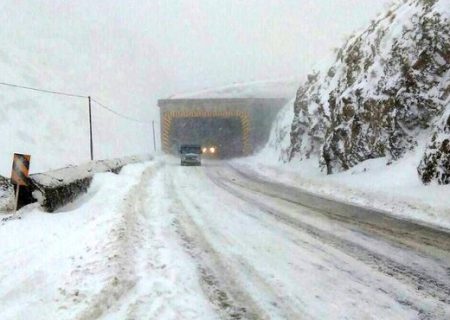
[
  {"left": 251, "top": 0, "right": 450, "bottom": 234},
  {"left": 288, "top": 0, "right": 450, "bottom": 176},
  {"left": 419, "top": 106, "right": 450, "bottom": 184}
]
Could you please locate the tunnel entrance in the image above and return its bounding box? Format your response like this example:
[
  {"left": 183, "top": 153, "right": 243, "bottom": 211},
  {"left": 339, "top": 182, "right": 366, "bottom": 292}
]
[
  {"left": 159, "top": 99, "right": 288, "bottom": 158},
  {"left": 170, "top": 117, "right": 244, "bottom": 158},
  {"left": 161, "top": 110, "right": 251, "bottom": 157}
]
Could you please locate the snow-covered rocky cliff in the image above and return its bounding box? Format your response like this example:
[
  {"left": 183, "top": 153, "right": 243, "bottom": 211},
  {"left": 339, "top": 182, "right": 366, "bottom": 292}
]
[{"left": 286, "top": 0, "right": 450, "bottom": 184}]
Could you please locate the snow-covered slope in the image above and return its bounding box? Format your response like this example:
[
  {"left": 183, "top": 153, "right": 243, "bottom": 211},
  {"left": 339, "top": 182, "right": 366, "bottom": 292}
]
[
  {"left": 284, "top": 0, "right": 450, "bottom": 183},
  {"left": 0, "top": 44, "right": 88, "bottom": 176},
  {"left": 0, "top": 44, "right": 155, "bottom": 177},
  {"left": 257, "top": 99, "right": 296, "bottom": 163},
  {"left": 0, "top": 2, "right": 162, "bottom": 178}
]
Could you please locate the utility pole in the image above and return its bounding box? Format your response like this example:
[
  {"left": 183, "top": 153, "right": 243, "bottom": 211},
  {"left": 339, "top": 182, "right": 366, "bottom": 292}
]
[
  {"left": 88, "top": 96, "right": 94, "bottom": 161},
  {"left": 152, "top": 120, "right": 157, "bottom": 152}
]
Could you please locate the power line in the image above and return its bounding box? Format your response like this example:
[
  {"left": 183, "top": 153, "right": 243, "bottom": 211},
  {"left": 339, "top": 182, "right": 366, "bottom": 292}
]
[
  {"left": 0, "top": 80, "right": 159, "bottom": 124},
  {"left": 90, "top": 98, "right": 155, "bottom": 124},
  {"left": 0, "top": 81, "right": 88, "bottom": 98},
  {"left": 0, "top": 80, "right": 160, "bottom": 159}
]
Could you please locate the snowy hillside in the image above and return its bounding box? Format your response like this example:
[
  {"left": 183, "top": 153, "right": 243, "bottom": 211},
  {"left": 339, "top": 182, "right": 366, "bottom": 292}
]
[
  {"left": 283, "top": 0, "right": 450, "bottom": 184},
  {"left": 0, "top": 45, "right": 86, "bottom": 176},
  {"left": 0, "top": 3, "right": 160, "bottom": 177},
  {"left": 0, "top": 43, "right": 155, "bottom": 177}
]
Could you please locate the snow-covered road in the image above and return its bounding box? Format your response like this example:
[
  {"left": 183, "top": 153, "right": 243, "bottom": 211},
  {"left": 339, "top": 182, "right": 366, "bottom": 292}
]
[{"left": 1, "top": 157, "right": 449, "bottom": 319}]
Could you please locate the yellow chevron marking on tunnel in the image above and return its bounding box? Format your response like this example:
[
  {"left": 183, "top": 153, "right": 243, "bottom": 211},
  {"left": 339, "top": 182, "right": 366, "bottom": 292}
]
[{"left": 162, "top": 110, "right": 251, "bottom": 155}]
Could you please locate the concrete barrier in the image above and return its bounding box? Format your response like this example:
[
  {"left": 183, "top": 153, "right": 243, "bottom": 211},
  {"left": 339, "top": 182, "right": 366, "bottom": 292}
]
[{"left": 1, "top": 155, "right": 152, "bottom": 213}]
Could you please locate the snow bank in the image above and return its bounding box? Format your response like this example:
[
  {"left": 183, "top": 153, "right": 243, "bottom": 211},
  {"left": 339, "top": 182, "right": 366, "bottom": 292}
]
[
  {"left": 237, "top": 144, "right": 450, "bottom": 230},
  {"left": 30, "top": 155, "right": 151, "bottom": 187},
  {"left": 0, "top": 159, "right": 216, "bottom": 319},
  {"left": 0, "top": 163, "right": 150, "bottom": 319},
  {"left": 29, "top": 155, "right": 152, "bottom": 213},
  {"left": 0, "top": 155, "right": 151, "bottom": 213}
]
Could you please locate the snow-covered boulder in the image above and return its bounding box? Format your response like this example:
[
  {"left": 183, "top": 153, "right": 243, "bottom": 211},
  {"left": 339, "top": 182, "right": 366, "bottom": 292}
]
[
  {"left": 288, "top": 0, "right": 450, "bottom": 175},
  {"left": 418, "top": 107, "right": 450, "bottom": 184}
]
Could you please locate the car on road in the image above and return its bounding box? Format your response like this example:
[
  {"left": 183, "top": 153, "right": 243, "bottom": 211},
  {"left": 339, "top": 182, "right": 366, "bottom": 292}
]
[
  {"left": 202, "top": 145, "right": 219, "bottom": 158},
  {"left": 179, "top": 144, "right": 202, "bottom": 166}
]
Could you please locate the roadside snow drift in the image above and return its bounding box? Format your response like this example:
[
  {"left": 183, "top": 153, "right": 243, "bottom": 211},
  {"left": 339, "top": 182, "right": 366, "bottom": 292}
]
[
  {"left": 2, "top": 157, "right": 449, "bottom": 319},
  {"left": 0, "top": 161, "right": 216, "bottom": 320}
]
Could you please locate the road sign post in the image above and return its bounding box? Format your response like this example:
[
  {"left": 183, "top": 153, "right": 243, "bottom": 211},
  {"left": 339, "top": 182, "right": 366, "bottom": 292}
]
[{"left": 11, "top": 153, "right": 31, "bottom": 214}]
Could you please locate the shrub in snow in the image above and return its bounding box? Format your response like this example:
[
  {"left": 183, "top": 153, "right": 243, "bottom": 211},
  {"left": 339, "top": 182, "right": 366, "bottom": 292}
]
[
  {"left": 418, "top": 108, "right": 450, "bottom": 184},
  {"left": 288, "top": 0, "right": 450, "bottom": 175}
]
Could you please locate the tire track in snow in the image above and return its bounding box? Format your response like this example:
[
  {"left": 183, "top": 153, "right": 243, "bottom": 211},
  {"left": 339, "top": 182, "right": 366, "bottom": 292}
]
[
  {"left": 223, "top": 164, "right": 450, "bottom": 282},
  {"left": 166, "top": 166, "right": 267, "bottom": 320},
  {"left": 96, "top": 161, "right": 221, "bottom": 320},
  {"left": 74, "top": 163, "right": 160, "bottom": 320},
  {"left": 205, "top": 167, "right": 450, "bottom": 318},
  {"left": 219, "top": 164, "right": 450, "bottom": 269}
]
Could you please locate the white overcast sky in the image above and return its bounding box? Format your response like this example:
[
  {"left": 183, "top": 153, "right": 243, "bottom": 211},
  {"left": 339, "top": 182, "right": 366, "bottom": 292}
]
[{"left": 1, "top": 0, "right": 393, "bottom": 119}]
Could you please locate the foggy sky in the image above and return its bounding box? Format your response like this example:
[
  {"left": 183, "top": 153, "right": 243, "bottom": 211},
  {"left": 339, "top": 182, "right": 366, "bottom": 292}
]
[{"left": 1, "top": 0, "right": 393, "bottom": 120}]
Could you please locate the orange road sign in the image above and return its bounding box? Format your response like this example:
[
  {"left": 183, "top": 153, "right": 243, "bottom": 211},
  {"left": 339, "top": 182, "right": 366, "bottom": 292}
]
[{"left": 11, "top": 153, "right": 31, "bottom": 186}]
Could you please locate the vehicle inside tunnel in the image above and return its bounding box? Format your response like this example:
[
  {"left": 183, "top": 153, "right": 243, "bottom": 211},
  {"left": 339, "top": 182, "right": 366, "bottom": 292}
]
[{"left": 170, "top": 117, "right": 244, "bottom": 158}]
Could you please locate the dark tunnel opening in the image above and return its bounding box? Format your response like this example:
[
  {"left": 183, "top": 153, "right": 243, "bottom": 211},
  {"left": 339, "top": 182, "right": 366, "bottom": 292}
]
[{"left": 170, "top": 117, "right": 244, "bottom": 158}]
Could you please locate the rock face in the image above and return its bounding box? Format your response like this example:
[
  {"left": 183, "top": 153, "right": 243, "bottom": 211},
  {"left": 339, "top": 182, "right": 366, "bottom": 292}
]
[
  {"left": 418, "top": 108, "right": 450, "bottom": 184},
  {"left": 288, "top": 0, "right": 450, "bottom": 178}
]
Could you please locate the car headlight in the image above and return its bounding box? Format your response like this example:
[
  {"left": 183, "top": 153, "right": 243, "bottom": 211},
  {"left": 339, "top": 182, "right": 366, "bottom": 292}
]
[
  {"left": 202, "top": 147, "right": 207, "bottom": 153},
  {"left": 209, "top": 147, "right": 216, "bottom": 154}
]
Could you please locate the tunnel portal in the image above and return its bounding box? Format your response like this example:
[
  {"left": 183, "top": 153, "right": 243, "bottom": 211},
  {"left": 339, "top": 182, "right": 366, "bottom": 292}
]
[
  {"left": 171, "top": 117, "right": 244, "bottom": 158},
  {"left": 158, "top": 98, "right": 288, "bottom": 159}
]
